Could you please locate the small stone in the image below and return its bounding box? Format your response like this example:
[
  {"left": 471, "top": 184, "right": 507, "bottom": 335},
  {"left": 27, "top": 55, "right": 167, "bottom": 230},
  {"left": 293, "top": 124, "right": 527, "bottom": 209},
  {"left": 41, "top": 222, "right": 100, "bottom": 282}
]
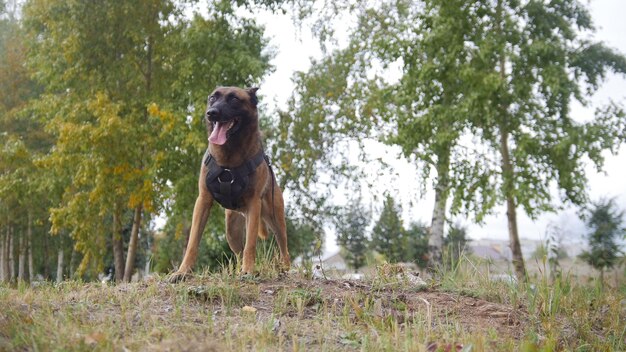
[
  {"left": 272, "top": 318, "right": 281, "bottom": 333},
  {"left": 242, "top": 306, "right": 257, "bottom": 314}
]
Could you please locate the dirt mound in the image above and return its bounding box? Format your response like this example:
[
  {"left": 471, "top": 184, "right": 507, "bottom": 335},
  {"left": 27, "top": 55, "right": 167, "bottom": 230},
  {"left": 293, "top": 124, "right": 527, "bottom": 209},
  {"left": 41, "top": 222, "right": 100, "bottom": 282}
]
[
  {"left": 257, "top": 277, "right": 525, "bottom": 338},
  {"left": 1, "top": 274, "right": 529, "bottom": 351},
  {"left": 184, "top": 274, "right": 528, "bottom": 348}
]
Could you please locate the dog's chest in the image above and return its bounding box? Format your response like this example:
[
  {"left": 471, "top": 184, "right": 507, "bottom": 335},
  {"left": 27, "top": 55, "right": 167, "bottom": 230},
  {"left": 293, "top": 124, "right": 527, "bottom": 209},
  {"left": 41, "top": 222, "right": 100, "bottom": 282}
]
[{"left": 204, "top": 150, "right": 265, "bottom": 210}]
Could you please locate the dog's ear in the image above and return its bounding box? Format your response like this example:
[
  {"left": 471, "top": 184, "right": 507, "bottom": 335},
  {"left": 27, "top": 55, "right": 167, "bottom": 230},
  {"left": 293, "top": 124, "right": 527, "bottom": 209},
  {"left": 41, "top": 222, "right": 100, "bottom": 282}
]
[{"left": 246, "top": 87, "right": 259, "bottom": 106}]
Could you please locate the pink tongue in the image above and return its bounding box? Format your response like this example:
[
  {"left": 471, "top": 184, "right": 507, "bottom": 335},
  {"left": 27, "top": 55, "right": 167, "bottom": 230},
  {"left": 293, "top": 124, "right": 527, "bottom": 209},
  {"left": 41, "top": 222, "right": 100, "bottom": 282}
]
[{"left": 209, "top": 122, "right": 228, "bottom": 145}]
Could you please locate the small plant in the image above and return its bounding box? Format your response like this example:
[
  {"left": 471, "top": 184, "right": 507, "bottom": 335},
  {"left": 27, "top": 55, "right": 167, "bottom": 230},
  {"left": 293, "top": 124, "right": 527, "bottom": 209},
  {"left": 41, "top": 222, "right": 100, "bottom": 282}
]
[
  {"left": 334, "top": 197, "right": 371, "bottom": 271},
  {"left": 273, "top": 287, "right": 323, "bottom": 316},
  {"left": 579, "top": 198, "right": 626, "bottom": 285}
]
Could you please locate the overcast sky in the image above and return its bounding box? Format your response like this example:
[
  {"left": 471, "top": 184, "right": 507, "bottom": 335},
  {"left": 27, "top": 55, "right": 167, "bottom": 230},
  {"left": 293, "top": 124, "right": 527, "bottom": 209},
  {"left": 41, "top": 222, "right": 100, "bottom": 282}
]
[{"left": 254, "top": 0, "right": 626, "bottom": 251}]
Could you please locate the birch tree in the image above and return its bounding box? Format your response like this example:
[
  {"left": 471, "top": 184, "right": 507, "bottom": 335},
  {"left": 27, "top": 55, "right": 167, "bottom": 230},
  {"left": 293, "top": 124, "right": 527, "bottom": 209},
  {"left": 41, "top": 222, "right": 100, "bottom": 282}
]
[
  {"left": 287, "top": 0, "right": 626, "bottom": 280},
  {"left": 23, "top": 0, "right": 276, "bottom": 280}
]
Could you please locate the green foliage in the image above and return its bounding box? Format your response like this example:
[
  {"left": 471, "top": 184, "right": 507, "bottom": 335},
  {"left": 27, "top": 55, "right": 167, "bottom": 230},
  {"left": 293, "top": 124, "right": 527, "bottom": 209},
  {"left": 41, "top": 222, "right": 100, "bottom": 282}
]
[
  {"left": 484, "top": 0, "right": 626, "bottom": 218},
  {"left": 403, "top": 222, "right": 430, "bottom": 268},
  {"left": 285, "top": 212, "right": 322, "bottom": 262},
  {"left": 290, "top": 0, "right": 626, "bottom": 280},
  {"left": 531, "top": 244, "right": 567, "bottom": 261},
  {"left": 15, "top": 0, "right": 274, "bottom": 277},
  {"left": 22, "top": 0, "right": 187, "bottom": 275},
  {"left": 274, "top": 18, "right": 382, "bottom": 229},
  {"left": 3, "top": 0, "right": 626, "bottom": 286},
  {"left": 334, "top": 198, "right": 370, "bottom": 271},
  {"left": 0, "top": 4, "right": 56, "bottom": 282},
  {"left": 371, "top": 195, "right": 406, "bottom": 263},
  {"left": 444, "top": 223, "right": 471, "bottom": 266},
  {"left": 579, "top": 198, "right": 625, "bottom": 278},
  {"left": 368, "top": 196, "right": 431, "bottom": 266},
  {"left": 152, "top": 224, "right": 234, "bottom": 275},
  {"left": 0, "top": 0, "right": 297, "bottom": 281}
]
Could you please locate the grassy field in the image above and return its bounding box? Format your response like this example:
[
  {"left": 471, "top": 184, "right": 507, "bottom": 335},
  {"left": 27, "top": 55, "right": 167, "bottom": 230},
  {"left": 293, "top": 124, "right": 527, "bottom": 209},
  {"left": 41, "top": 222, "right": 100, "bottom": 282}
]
[{"left": 1, "top": 257, "right": 624, "bottom": 351}]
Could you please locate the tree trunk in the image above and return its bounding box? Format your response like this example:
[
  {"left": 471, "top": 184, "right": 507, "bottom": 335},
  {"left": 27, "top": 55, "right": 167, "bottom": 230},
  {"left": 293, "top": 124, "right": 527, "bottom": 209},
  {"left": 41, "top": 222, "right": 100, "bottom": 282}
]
[
  {"left": 28, "top": 237, "right": 34, "bottom": 283},
  {"left": 498, "top": 104, "right": 527, "bottom": 280},
  {"left": 69, "top": 248, "right": 77, "bottom": 279},
  {"left": 9, "top": 226, "right": 15, "bottom": 281},
  {"left": 0, "top": 228, "right": 5, "bottom": 282},
  {"left": 43, "top": 229, "right": 49, "bottom": 279},
  {"left": 18, "top": 232, "right": 26, "bottom": 281},
  {"left": 502, "top": 158, "right": 527, "bottom": 280},
  {"left": 427, "top": 146, "right": 451, "bottom": 271},
  {"left": 112, "top": 210, "right": 125, "bottom": 283},
  {"left": 28, "top": 211, "right": 34, "bottom": 282},
  {"left": 123, "top": 205, "right": 143, "bottom": 282},
  {"left": 496, "top": 0, "right": 526, "bottom": 281},
  {"left": 56, "top": 243, "right": 64, "bottom": 283},
  {"left": 600, "top": 268, "right": 605, "bottom": 287}
]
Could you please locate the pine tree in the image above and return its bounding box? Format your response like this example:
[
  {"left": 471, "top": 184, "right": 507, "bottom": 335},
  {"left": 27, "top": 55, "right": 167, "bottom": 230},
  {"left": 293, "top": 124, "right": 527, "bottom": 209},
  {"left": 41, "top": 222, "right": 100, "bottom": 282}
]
[
  {"left": 371, "top": 195, "right": 405, "bottom": 263},
  {"left": 579, "top": 198, "right": 625, "bottom": 284},
  {"left": 404, "top": 222, "right": 430, "bottom": 268},
  {"left": 334, "top": 199, "right": 370, "bottom": 271},
  {"left": 444, "top": 223, "right": 470, "bottom": 267}
]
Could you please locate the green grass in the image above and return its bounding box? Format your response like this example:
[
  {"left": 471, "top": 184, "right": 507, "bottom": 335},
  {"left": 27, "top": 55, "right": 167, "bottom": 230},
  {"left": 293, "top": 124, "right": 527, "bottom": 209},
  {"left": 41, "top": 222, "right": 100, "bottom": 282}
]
[
  {"left": 437, "top": 254, "right": 626, "bottom": 351},
  {"left": 0, "top": 255, "right": 624, "bottom": 351}
]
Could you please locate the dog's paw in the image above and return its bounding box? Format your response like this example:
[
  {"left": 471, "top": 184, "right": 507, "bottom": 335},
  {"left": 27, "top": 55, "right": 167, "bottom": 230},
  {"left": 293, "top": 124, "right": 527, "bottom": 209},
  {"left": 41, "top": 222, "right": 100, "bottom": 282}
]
[{"left": 167, "top": 271, "right": 192, "bottom": 284}]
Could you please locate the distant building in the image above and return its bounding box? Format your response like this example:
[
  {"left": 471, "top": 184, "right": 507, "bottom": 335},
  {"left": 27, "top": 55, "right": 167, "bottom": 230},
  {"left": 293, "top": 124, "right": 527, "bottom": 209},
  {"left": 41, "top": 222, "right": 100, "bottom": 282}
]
[
  {"left": 469, "top": 245, "right": 512, "bottom": 261},
  {"left": 470, "top": 237, "right": 587, "bottom": 261},
  {"left": 317, "top": 251, "right": 347, "bottom": 271},
  {"left": 294, "top": 250, "right": 348, "bottom": 271}
]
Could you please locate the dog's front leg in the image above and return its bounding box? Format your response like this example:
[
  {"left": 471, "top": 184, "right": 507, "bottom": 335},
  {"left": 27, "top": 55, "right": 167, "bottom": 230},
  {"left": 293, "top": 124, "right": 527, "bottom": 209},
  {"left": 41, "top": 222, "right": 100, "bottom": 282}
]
[
  {"left": 241, "top": 197, "right": 262, "bottom": 274},
  {"left": 168, "top": 195, "right": 213, "bottom": 283}
]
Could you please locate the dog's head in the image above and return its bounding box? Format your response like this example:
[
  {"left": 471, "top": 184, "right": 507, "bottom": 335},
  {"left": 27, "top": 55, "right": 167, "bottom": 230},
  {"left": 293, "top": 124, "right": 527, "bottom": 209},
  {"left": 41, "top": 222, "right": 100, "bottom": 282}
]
[{"left": 205, "top": 86, "right": 259, "bottom": 146}]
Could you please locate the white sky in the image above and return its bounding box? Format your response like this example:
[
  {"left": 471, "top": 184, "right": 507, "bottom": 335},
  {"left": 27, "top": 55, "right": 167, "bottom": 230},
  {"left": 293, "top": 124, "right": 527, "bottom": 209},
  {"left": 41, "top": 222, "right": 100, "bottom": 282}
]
[{"left": 254, "top": 0, "right": 626, "bottom": 252}]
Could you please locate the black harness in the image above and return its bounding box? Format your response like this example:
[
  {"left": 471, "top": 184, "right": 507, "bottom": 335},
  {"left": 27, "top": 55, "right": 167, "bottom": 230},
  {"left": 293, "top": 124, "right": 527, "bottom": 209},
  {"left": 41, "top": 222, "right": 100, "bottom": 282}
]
[{"left": 204, "top": 149, "right": 274, "bottom": 210}]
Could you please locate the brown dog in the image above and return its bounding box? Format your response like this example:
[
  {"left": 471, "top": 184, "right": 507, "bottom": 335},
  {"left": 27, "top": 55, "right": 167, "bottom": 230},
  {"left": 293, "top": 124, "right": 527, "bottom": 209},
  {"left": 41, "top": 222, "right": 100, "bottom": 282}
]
[{"left": 169, "top": 86, "right": 290, "bottom": 282}]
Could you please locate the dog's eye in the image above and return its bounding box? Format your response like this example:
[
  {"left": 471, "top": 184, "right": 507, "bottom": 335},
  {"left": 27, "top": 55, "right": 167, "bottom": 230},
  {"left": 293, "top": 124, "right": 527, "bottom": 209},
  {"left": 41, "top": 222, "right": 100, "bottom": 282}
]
[
  {"left": 208, "top": 95, "right": 216, "bottom": 104},
  {"left": 230, "top": 96, "right": 240, "bottom": 103}
]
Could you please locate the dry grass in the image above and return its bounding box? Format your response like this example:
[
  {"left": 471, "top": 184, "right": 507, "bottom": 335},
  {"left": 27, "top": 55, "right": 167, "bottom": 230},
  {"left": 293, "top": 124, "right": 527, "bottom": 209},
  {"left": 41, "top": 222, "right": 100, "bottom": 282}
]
[{"left": 0, "top": 257, "right": 624, "bottom": 351}]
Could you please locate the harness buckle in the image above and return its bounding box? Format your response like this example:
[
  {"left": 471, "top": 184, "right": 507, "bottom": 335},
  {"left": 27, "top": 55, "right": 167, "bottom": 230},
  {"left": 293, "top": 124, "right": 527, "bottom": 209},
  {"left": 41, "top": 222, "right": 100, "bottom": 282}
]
[{"left": 218, "top": 169, "right": 235, "bottom": 184}]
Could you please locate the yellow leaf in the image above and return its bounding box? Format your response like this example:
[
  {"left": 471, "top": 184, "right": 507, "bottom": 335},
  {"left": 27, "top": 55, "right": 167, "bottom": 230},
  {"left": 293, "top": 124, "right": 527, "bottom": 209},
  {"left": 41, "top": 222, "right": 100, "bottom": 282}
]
[{"left": 147, "top": 102, "right": 160, "bottom": 117}]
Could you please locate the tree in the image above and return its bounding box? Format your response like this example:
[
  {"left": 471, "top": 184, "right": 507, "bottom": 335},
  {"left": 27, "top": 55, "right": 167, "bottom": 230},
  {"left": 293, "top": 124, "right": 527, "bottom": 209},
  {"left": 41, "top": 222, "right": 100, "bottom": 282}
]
[
  {"left": 444, "top": 223, "right": 470, "bottom": 267},
  {"left": 24, "top": 0, "right": 184, "bottom": 280},
  {"left": 285, "top": 212, "right": 323, "bottom": 263},
  {"left": 404, "top": 222, "right": 430, "bottom": 268},
  {"left": 579, "top": 198, "right": 625, "bottom": 283},
  {"left": 371, "top": 195, "right": 405, "bottom": 263},
  {"left": 282, "top": 0, "right": 498, "bottom": 272},
  {"left": 23, "top": 0, "right": 276, "bottom": 281},
  {"left": 289, "top": 0, "right": 626, "bottom": 281},
  {"left": 274, "top": 46, "right": 371, "bottom": 239},
  {"left": 0, "top": 0, "right": 51, "bottom": 283},
  {"left": 334, "top": 199, "right": 370, "bottom": 271},
  {"left": 471, "top": 0, "right": 626, "bottom": 280}
]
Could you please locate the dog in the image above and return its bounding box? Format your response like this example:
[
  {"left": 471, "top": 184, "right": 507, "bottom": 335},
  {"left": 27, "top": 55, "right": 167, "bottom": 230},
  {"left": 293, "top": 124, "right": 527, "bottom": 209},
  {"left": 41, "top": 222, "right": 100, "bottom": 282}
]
[{"left": 169, "top": 86, "right": 290, "bottom": 282}]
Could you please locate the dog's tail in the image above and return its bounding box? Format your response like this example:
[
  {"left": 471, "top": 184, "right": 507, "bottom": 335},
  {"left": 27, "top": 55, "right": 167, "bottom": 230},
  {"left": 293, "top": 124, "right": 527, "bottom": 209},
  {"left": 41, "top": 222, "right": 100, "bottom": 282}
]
[{"left": 258, "top": 222, "right": 269, "bottom": 240}]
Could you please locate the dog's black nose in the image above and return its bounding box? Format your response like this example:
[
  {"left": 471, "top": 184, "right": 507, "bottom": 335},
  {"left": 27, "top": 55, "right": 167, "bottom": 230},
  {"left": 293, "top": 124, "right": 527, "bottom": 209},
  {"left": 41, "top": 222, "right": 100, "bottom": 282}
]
[{"left": 206, "top": 107, "right": 219, "bottom": 119}]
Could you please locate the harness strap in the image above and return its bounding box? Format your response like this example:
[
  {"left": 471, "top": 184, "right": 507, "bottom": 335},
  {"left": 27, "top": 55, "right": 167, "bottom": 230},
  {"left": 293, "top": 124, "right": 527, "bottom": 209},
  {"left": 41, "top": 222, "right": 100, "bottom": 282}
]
[
  {"left": 264, "top": 154, "right": 277, "bottom": 223},
  {"left": 204, "top": 149, "right": 266, "bottom": 210}
]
